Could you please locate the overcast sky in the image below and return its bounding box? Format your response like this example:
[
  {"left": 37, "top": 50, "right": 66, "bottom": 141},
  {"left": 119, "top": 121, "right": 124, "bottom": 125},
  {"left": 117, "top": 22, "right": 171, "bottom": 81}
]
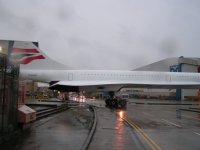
[{"left": 0, "top": 0, "right": 200, "bottom": 70}]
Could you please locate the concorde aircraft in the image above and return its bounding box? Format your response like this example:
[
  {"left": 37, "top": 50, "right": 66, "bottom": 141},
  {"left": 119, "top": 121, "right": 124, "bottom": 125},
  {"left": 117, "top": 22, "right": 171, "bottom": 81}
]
[{"left": 11, "top": 40, "right": 200, "bottom": 93}]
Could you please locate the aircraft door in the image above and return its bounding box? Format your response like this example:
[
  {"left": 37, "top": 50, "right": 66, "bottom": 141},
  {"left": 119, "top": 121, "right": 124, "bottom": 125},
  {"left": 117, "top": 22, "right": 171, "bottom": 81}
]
[{"left": 68, "top": 73, "right": 73, "bottom": 81}]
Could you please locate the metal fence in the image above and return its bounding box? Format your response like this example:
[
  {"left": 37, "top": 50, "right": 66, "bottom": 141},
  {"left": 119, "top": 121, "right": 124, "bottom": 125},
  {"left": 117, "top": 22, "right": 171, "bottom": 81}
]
[{"left": 0, "top": 53, "right": 19, "bottom": 137}]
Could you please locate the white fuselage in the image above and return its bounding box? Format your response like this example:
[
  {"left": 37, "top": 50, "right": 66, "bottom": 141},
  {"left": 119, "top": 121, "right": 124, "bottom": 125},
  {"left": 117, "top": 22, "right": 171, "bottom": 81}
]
[{"left": 20, "top": 69, "right": 200, "bottom": 89}]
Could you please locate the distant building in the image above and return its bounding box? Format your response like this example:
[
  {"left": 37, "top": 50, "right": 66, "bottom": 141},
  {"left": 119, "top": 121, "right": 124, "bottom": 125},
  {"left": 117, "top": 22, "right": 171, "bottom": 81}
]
[{"left": 129, "top": 57, "right": 200, "bottom": 100}]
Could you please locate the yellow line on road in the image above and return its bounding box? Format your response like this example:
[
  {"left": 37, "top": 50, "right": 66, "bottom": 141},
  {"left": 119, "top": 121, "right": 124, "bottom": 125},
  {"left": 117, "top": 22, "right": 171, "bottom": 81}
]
[{"left": 123, "top": 118, "right": 162, "bottom": 150}]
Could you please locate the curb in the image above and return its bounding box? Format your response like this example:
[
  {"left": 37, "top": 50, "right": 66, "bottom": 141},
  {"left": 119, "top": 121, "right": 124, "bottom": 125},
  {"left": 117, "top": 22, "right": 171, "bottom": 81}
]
[{"left": 81, "top": 106, "right": 97, "bottom": 150}]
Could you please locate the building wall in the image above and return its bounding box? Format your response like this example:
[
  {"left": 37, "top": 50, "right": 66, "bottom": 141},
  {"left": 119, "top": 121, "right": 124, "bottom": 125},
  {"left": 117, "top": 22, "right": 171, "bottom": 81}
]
[
  {"left": 182, "top": 64, "right": 197, "bottom": 72},
  {"left": 182, "top": 89, "right": 198, "bottom": 99},
  {"left": 134, "top": 57, "right": 200, "bottom": 100}
]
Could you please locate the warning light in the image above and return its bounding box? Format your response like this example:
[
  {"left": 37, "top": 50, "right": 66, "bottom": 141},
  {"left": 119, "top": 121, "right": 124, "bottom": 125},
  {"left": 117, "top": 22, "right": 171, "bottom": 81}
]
[
  {"left": 0, "top": 46, "right": 2, "bottom": 53},
  {"left": 117, "top": 110, "right": 125, "bottom": 121},
  {"left": 119, "top": 111, "right": 124, "bottom": 119}
]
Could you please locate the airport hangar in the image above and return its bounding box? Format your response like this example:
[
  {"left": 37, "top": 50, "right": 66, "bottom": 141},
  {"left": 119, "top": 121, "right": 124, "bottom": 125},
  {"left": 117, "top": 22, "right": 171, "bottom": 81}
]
[{"left": 121, "top": 56, "right": 200, "bottom": 100}]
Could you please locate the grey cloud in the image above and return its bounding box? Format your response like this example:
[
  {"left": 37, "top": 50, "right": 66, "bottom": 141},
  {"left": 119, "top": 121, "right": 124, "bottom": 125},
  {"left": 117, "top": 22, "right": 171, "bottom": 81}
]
[
  {"left": 0, "top": 1, "right": 41, "bottom": 38},
  {"left": 159, "top": 38, "right": 179, "bottom": 57},
  {"left": 0, "top": 0, "right": 200, "bottom": 69},
  {"left": 67, "top": 37, "right": 90, "bottom": 48},
  {"left": 56, "top": 2, "right": 74, "bottom": 21},
  {"left": 118, "top": 24, "right": 134, "bottom": 44}
]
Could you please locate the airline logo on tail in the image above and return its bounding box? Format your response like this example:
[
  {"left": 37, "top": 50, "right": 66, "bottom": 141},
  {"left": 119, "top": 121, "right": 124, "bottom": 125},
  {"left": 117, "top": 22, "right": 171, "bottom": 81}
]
[{"left": 11, "top": 42, "right": 45, "bottom": 64}]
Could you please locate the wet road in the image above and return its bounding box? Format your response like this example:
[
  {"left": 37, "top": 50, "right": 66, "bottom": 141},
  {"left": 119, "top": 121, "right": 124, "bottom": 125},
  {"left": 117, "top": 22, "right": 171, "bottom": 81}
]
[
  {"left": 124, "top": 102, "right": 200, "bottom": 150},
  {"left": 2, "top": 99, "right": 200, "bottom": 150},
  {"left": 88, "top": 108, "right": 144, "bottom": 150},
  {"left": 87, "top": 99, "right": 200, "bottom": 150},
  {"left": 2, "top": 108, "right": 93, "bottom": 150}
]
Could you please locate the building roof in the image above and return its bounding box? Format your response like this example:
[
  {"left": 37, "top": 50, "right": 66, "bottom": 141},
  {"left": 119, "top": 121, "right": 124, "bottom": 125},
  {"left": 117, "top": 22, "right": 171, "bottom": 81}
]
[{"left": 134, "top": 57, "right": 200, "bottom": 72}]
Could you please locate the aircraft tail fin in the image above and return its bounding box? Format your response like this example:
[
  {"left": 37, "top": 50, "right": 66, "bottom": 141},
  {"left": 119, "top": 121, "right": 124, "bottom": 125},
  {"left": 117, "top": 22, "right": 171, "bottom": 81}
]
[
  {"left": 12, "top": 41, "right": 45, "bottom": 65},
  {"left": 11, "top": 40, "right": 69, "bottom": 70}
]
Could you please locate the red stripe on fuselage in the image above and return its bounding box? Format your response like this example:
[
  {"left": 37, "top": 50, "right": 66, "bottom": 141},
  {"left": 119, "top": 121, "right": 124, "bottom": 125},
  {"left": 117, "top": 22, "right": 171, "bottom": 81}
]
[
  {"left": 20, "top": 55, "right": 45, "bottom": 64},
  {"left": 12, "top": 48, "right": 39, "bottom": 53}
]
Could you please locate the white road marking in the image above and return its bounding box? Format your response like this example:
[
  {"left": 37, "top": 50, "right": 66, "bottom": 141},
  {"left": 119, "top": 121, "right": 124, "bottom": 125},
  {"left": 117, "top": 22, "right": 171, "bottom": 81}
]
[
  {"left": 182, "top": 115, "right": 200, "bottom": 121},
  {"left": 165, "top": 110, "right": 200, "bottom": 121},
  {"left": 194, "top": 132, "right": 200, "bottom": 136},
  {"left": 143, "top": 112, "right": 154, "bottom": 117},
  {"left": 161, "top": 119, "right": 182, "bottom": 128}
]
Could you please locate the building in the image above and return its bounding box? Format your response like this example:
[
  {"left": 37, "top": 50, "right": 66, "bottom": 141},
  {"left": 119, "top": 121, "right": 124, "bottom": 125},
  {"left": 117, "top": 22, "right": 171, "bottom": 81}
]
[{"left": 131, "top": 57, "right": 200, "bottom": 100}]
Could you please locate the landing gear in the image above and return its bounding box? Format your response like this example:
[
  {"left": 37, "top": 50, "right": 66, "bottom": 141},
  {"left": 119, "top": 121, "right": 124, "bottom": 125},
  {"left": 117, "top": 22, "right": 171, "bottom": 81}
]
[
  {"left": 105, "top": 98, "right": 127, "bottom": 109},
  {"left": 118, "top": 99, "right": 127, "bottom": 108},
  {"left": 105, "top": 91, "right": 127, "bottom": 109}
]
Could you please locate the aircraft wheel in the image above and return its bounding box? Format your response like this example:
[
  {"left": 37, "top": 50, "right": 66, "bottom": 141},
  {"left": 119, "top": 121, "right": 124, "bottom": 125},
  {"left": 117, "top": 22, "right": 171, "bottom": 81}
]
[
  {"left": 118, "top": 99, "right": 127, "bottom": 108},
  {"left": 111, "top": 99, "right": 117, "bottom": 108}
]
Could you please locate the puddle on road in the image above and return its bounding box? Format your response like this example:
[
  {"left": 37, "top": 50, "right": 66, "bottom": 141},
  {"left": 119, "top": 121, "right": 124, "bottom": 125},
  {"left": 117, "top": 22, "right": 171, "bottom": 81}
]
[{"left": 102, "top": 126, "right": 120, "bottom": 130}]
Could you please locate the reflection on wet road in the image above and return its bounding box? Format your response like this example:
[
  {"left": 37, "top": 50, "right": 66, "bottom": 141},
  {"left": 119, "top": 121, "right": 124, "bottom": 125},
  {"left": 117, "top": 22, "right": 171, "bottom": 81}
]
[
  {"left": 115, "top": 111, "right": 125, "bottom": 150},
  {"left": 88, "top": 108, "right": 143, "bottom": 150},
  {"left": 125, "top": 102, "right": 200, "bottom": 150},
  {"left": 86, "top": 99, "right": 200, "bottom": 150},
  {"left": 117, "top": 110, "right": 161, "bottom": 150}
]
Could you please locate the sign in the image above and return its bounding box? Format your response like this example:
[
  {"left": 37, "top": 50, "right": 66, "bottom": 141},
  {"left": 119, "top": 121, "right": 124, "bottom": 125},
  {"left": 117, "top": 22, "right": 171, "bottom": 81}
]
[{"left": 170, "top": 65, "right": 181, "bottom": 72}]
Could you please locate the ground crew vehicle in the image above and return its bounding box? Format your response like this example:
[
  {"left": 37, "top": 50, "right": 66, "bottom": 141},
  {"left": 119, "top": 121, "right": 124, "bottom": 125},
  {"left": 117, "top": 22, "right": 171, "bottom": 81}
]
[{"left": 105, "top": 98, "right": 127, "bottom": 108}]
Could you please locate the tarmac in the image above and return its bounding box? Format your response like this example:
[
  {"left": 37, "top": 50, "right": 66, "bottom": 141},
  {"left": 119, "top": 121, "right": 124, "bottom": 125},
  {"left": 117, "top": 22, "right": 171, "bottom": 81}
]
[
  {"left": 1, "top": 98, "right": 200, "bottom": 150},
  {"left": 87, "top": 108, "right": 144, "bottom": 150},
  {"left": 1, "top": 107, "right": 93, "bottom": 150}
]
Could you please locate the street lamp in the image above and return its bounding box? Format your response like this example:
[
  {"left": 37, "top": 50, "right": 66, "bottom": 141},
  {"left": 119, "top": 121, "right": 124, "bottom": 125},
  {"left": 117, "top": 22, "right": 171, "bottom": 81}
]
[{"left": 0, "top": 46, "right": 2, "bottom": 53}]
